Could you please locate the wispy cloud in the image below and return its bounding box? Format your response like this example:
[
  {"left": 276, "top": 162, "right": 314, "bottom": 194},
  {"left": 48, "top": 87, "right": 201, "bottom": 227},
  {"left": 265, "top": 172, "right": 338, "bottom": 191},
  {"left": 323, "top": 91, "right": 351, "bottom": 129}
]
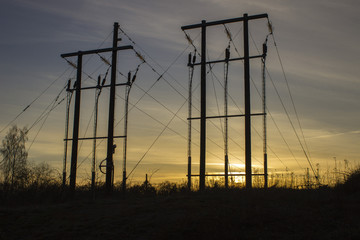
[{"left": 307, "top": 130, "right": 360, "bottom": 139}]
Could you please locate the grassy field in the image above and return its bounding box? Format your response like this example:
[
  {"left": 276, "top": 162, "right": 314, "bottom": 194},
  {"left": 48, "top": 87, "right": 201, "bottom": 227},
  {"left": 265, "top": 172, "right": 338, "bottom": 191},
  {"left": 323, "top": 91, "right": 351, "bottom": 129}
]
[{"left": 1, "top": 179, "right": 360, "bottom": 240}]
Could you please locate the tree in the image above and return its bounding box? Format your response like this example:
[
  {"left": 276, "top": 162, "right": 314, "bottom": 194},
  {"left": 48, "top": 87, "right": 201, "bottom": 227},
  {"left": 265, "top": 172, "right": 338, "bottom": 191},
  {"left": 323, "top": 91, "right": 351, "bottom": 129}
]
[
  {"left": 0, "top": 125, "right": 28, "bottom": 187},
  {"left": 29, "top": 162, "right": 59, "bottom": 187}
]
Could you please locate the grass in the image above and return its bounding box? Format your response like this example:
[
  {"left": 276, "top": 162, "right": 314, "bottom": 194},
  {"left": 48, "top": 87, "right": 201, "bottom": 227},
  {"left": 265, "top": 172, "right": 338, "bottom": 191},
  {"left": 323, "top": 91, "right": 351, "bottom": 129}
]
[{"left": 0, "top": 169, "right": 360, "bottom": 239}]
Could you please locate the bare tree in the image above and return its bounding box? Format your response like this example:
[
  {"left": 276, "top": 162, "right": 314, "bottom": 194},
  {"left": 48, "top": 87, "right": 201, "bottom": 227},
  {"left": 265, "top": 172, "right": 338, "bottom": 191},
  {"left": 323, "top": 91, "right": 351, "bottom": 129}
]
[
  {"left": 29, "top": 162, "right": 59, "bottom": 186},
  {"left": 0, "top": 125, "right": 28, "bottom": 188}
]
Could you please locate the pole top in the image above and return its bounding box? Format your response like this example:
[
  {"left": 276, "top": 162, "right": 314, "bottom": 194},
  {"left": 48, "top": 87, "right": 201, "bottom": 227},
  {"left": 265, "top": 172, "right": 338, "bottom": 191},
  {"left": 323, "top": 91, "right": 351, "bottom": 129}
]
[{"left": 181, "top": 13, "right": 268, "bottom": 30}]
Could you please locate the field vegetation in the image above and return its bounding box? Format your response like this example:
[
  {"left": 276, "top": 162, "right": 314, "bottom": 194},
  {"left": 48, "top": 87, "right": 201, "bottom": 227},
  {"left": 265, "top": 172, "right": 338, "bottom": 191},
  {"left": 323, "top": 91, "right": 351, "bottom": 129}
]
[
  {"left": 1, "top": 126, "right": 359, "bottom": 239},
  {"left": 0, "top": 167, "right": 359, "bottom": 239}
]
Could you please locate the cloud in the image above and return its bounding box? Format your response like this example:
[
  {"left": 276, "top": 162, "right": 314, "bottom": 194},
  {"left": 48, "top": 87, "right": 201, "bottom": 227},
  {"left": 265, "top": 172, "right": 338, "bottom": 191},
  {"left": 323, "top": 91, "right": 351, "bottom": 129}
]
[
  {"left": 308, "top": 130, "right": 360, "bottom": 139},
  {"left": 1, "top": 0, "right": 360, "bottom": 183}
]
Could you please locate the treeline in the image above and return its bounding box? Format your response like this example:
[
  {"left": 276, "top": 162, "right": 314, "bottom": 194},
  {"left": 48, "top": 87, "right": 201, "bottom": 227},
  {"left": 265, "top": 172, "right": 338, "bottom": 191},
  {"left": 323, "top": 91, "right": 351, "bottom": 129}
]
[
  {"left": 1, "top": 125, "right": 359, "bottom": 206},
  {"left": 0, "top": 125, "right": 60, "bottom": 191}
]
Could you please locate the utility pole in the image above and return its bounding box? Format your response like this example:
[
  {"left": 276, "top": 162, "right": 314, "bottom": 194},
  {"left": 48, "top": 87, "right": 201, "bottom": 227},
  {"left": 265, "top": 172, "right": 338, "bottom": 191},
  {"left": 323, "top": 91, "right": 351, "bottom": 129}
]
[
  {"left": 187, "top": 52, "right": 196, "bottom": 190},
  {"left": 122, "top": 71, "right": 133, "bottom": 193},
  {"left": 199, "top": 20, "right": 207, "bottom": 191},
  {"left": 61, "top": 22, "right": 133, "bottom": 193},
  {"left": 92, "top": 76, "right": 104, "bottom": 192},
  {"left": 243, "top": 14, "right": 252, "bottom": 189},
  {"left": 262, "top": 41, "right": 268, "bottom": 189},
  {"left": 69, "top": 54, "right": 82, "bottom": 192},
  {"left": 224, "top": 47, "right": 230, "bottom": 188},
  {"left": 106, "top": 22, "right": 120, "bottom": 192},
  {"left": 182, "top": 13, "right": 268, "bottom": 190},
  {"left": 62, "top": 79, "right": 73, "bottom": 187},
  {"left": 122, "top": 83, "right": 130, "bottom": 193}
]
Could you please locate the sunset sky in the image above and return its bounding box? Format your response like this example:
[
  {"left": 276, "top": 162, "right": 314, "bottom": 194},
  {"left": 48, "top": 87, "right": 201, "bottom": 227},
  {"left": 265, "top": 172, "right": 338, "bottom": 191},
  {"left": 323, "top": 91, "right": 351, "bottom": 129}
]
[{"left": 1, "top": 0, "right": 359, "bottom": 185}]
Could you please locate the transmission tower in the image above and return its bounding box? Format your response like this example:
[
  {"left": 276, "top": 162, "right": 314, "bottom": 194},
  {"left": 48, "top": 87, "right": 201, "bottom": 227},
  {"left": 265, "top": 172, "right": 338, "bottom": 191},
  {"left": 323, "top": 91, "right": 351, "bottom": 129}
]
[
  {"left": 61, "top": 22, "right": 133, "bottom": 192},
  {"left": 182, "top": 13, "right": 269, "bottom": 190}
]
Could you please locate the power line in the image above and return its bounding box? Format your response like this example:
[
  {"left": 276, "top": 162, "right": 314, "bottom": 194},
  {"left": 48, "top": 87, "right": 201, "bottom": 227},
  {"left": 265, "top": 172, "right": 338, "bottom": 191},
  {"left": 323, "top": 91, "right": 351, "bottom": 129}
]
[
  {"left": 0, "top": 29, "right": 114, "bottom": 136},
  {"left": 27, "top": 97, "right": 65, "bottom": 152},
  {"left": 208, "top": 52, "right": 225, "bottom": 141},
  {"left": 270, "top": 32, "right": 315, "bottom": 173},
  {"left": 72, "top": 46, "right": 236, "bottom": 178},
  {"left": 0, "top": 67, "right": 72, "bottom": 135},
  {"left": 27, "top": 84, "right": 67, "bottom": 132},
  {"left": 120, "top": 27, "right": 196, "bottom": 95},
  {"left": 117, "top": 31, "right": 241, "bottom": 164},
  {"left": 246, "top": 20, "right": 317, "bottom": 179},
  {"left": 221, "top": 25, "right": 296, "bottom": 172},
  {"left": 246, "top": 29, "right": 302, "bottom": 170},
  {"left": 127, "top": 96, "right": 188, "bottom": 178},
  {"left": 207, "top": 64, "right": 264, "bottom": 166},
  {"left": 185, "top": 24, "right": 292, "bottom": 173},
  {"left": 183, "top": 30, "right": 265, "bottom": 166}
]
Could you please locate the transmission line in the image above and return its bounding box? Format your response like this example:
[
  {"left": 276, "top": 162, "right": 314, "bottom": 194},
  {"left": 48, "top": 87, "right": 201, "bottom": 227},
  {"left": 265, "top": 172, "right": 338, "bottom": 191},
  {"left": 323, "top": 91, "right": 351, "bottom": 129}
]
[
  {"left": 270, "top": 32, "right": 314, "bottom": 169},
  {"left": 0, "top": 67, "right": 72, "bottom": 135},
  {"left": 221, "top": 25, "right": 293, "bottom": 171}
]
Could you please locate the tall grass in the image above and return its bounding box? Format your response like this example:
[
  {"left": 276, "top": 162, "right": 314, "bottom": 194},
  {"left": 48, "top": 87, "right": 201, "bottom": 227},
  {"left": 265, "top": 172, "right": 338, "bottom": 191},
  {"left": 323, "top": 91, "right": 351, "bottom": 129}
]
[{"left": 1, "top": 164, "right": 359, "bottom": 206}]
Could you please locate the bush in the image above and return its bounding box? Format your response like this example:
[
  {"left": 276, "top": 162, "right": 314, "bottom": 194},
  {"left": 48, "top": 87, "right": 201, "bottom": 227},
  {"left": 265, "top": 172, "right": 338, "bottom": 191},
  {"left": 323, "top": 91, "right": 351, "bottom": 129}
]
[
  {"left": 156, "top": 181, "right": 189, "bottom": 195},
  {"left": 127, "top": 182, "right": 156, "bottom": 196},
  {"left": 336, "top": 168, "right": 360, "bottom": 193}
]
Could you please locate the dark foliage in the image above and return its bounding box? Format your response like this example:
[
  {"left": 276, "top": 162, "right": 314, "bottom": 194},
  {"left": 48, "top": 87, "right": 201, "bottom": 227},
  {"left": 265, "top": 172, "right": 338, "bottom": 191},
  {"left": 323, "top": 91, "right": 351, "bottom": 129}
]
[{"left": 336, "top": 168, "right": 360, "bottom": 193}]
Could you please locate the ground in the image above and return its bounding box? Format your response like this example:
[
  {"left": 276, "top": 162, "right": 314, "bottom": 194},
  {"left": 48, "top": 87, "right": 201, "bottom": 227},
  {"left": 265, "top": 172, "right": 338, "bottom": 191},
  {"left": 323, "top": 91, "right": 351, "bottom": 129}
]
[{"left": 1, "top": 188, "right": 360, "bottom": 240}]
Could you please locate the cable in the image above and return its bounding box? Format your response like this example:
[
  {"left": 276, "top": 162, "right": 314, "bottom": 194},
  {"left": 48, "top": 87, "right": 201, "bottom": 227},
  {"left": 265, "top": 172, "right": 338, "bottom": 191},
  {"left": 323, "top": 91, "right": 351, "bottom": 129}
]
[
  {"left": 27, "top": 83, "right": 67, "bottom": 132},
  {"left": 247, "top": 32, "right": 302, "bottom": 169},
  {"left": 1, "top": 29, "right": 113, "bottom": 138},
  {"left": 219, "top": 27, "right": 294, "bottom": 170},
  {"left": 120, "top": 26, "right": 196, "bottom": 94},
  {"left": 270, "top": 32, "right": 314, "bottom": 172},
  {"left": 127, "top": 95, "right": 188, "bottom": 178},
  {"left": 221, "top": 25, "right": 293, "bottom": 170},
  {"left": 208, "top": 52, "right": 225, "bottom": 140},
  {"left": 183, "top": 28, "right": 265, "bottom": 166},
  {"left": 27, "top": 97, "right": 65, "bottom": 152},
  {"left": 207, "top": 66, "right": 264, "bottom": 166},
  {"left": 247, "top": 21, "right": 316, "bottom": 178},
  {"left": 73, "top": 28, "right": 243, "bottom": 180},
  {"left": 0, "top": 67, "right": 72, "bottom": 135}
]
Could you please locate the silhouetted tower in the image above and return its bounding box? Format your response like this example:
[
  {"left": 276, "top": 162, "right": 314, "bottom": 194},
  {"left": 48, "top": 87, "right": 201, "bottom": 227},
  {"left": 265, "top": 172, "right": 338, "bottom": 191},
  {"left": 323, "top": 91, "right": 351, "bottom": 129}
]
[
  {"left": 187, "top": 52, "right": 196, "bottom": 190},
  {"left": 182, "top": 13, "right": 268, "bottom": 190},
  {"left": 62, "top": 79, "right": 73, "bottom": 187},
  {"left": 61, "top": 23, "right": 133, "bottom": 192},
  {"left": 105, "top": 22, "right": 119, "bottom": 191},
  {"left": 92, "top": 75, "right": 106, "bottom": 191},
  {"left": 224, "top": 47, "right": 230, "bottom": 188},
  {"left": 262, "top": 40, "right": 268, "bottom": 188}
]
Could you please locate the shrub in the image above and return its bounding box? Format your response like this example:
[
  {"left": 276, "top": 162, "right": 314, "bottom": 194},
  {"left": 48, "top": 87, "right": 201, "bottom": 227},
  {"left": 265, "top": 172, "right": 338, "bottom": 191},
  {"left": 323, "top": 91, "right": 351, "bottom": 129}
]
[{"left": 336, "top": 168, "right": 360, "bottom": 193}]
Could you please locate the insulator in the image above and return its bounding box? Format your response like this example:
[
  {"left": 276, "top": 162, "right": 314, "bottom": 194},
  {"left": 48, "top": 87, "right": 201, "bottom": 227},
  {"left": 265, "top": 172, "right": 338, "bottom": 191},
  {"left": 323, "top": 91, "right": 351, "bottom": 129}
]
[
  {"left": 73, "top": 80, "right": 77, "bottom": 88},
  {"left": 224, "top": 26, "right": 232, "bottom": 40},
  {"left": 225, "top": 47, "right": 230, "bottom": 60},
  {"left": 100, "top": 55, "right": 111, "bottom": 66},
  {"left": 97, "top": 75, "right": 101, "bottom": 86},
  {"left": 185, "top": 33, "right": 193, "bottom": 45},
  {"left": 67, "top": 60, "right": 77, "bottom": 69},
  {"left": 262, "top": 43, "right": 268, "bottom": 55},
  {"left": 267, "top": 21, "right": 273, "bottom": 34},
  {"left": 101, "top": 78, "right": 106, "bottom": 86},
  {"left": 131, "top": 75, "right": 137, "bottom": 83},
  {"left": 136, "top": 52, "right": 145, "bottom": 62},
  {"left": 67, "top": 79, "right": 71, "bottom": 91},
  {"left": 192, "top": 54, "right": 196, "bottom": 64},
  {"left": 188, "top": 53, "right": 192, "bottom": 66},
  {"left": 128, "top": 72, "right": 132, "bottom": 82}
]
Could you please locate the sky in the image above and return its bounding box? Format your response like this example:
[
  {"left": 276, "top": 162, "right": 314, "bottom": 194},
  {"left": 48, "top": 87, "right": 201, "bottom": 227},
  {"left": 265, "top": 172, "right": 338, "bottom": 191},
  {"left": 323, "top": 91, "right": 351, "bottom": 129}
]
[{"left": 0, "top": 0, "right": 359, "bottom": 185}]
